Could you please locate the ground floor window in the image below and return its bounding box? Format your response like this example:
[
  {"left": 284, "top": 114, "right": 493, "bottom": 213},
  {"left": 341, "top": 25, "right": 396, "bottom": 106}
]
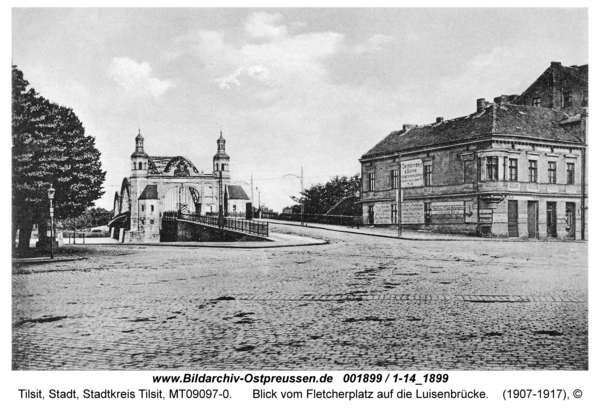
[
  {"left": 424, "top": 202, "right": 432, "bottom": 224},
  {"left": 391, "top": 204, "right": 398, "bottom": 223}
]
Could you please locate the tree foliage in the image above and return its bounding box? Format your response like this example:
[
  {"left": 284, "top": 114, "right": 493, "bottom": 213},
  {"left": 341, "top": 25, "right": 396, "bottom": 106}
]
[
  {"left": 12, "top": 65, "right": 106, "bottom": 250},
  {"left": 58, "top": 207, "right": 112, "bottom": 231},
  {"left": 292, "top": 174, "right": 361, "bottom": 215}
]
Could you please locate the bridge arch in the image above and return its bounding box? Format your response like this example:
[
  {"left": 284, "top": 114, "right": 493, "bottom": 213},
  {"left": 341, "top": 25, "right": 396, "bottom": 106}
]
[
  {"left": 163, "top": 184, "right": 203, "bottom": 214},
  {"left": 119, "top": 178, "right": 131, "bottom": 214}
]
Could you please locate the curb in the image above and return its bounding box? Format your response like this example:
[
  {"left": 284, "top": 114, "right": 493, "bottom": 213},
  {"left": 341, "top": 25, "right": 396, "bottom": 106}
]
[
  {"left": 12, "top": 257, "right": 84, "bottom": 265},
  {"left": 265, "top": 220, "right": 587, "bottom": 243}
]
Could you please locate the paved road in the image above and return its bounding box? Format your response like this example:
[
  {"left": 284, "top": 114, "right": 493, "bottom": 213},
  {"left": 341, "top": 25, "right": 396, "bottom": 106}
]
[{"left": 12, "top": 224, "right": 587, "bottom": 370}]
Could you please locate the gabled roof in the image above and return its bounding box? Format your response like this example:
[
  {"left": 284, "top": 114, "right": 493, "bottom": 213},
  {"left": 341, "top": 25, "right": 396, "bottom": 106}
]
[
  {"left": 226, "top": 185, "right": 250, "bottom": 201},
  {"left": 138, "top": 184, "right": 158, "bottom": 200},
  {"left": 361, "top": 103, "right": 584, "bottom": 160}
]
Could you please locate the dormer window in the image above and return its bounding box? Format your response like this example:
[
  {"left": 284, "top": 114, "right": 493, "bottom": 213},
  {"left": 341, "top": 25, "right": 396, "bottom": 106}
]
[{"left": 532, "top": 97, "right": 541, "bottom": 107}]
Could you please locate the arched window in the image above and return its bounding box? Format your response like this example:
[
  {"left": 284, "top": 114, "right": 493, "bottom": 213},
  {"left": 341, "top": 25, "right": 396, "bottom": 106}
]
[
  {"left": 221, "top": 163, "right": 225, "bottom": 171},
  {"left": 138, "top": 162, "right": 143, "bottom": 170}
]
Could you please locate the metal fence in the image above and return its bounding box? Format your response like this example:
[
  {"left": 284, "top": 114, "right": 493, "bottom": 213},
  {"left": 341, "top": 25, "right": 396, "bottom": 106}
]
[
  {"left": 261, "top": 211, "right": 362, "bottom": 228},
  {"left": 177, "top": 213, "right": 269, "bottom": 237}
]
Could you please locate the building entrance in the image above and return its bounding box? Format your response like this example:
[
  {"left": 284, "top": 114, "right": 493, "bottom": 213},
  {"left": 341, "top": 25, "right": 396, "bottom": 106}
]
[
  {"left": 508, "top": 200, "right": 519, "bottom": 237},
  {"left": 527, "top": 201, "right": 538, "bottom": 239}
]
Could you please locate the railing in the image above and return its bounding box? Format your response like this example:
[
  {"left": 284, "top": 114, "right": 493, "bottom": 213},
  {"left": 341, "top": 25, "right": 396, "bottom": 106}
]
[
  {"left": 261, "top": 211, "right": 362, "bottom": 227},
  {"left": 176, "top": 213, "right": 269, "bottom": 237}
]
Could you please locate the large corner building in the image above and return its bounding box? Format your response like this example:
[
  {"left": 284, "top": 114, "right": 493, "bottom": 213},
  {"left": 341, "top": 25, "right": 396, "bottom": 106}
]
[{"left": 359, "top": 62, "right": 587, "bottom": 239}]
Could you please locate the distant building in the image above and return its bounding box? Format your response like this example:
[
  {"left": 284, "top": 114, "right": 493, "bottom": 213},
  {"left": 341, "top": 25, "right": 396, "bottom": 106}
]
[
  {"left": 225, "top": 185, "right": 251, "bottom": 216},
  {"left": 359, "top": 62, "right": 587, "bottom": 239},
  {"left": 109, "top": 130, "right": 250, "bottom": 242}
]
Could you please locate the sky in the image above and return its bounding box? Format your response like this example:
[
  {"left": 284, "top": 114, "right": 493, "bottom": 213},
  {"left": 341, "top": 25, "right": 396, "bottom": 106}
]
[{"left": 11, "top": 8, "right": 588, "bottom": 212}]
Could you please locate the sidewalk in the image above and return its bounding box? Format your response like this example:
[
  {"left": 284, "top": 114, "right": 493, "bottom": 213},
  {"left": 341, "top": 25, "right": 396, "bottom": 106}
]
[
  {"left": 26, "top": 232, "right": 327, "bottom": 250},
  {"left": 263, "top": 218, "right": 492, "bottom": 241}
]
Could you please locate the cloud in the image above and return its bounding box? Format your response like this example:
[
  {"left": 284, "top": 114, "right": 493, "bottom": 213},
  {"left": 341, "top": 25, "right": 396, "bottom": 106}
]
[
  {"left": 244, "top": 12, "right": 287, "bottom": 38},
  {"left": 214, "top": 65, "right": 271, "bottom": 89},
  {"left": 108, "top": 57, "right": 173, "bottom": 98},
  {"left": 354, "top": 34, "right": 394, "bottom": 54}
]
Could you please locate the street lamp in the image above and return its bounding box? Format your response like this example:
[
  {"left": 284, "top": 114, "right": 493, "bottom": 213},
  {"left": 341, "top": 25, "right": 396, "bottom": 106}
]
[
  {"left": 255, "top": 187, "right": 261, "bottom": 218},
  {"left": 47, "top": 185, "right": 56, "bottom": 259},
  {"left": 283, "top": 167, "right": 304, "bottom": 225}
]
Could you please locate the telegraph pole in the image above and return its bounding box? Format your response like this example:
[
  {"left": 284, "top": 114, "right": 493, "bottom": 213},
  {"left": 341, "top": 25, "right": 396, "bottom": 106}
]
[
  {"left": 218, "top": 171, "right": 223, "bottom": 229},
  {"left": 300, "top": 167, "right": 305, "bottom": 226},
  {"left": 398, "top": 153, "right": 402, "bottom": 237}
]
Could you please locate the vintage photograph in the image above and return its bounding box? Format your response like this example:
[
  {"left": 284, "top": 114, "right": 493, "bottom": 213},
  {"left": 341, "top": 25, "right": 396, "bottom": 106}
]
[{"left": 12, "top": 8, "right": 587, "bottom": 371}]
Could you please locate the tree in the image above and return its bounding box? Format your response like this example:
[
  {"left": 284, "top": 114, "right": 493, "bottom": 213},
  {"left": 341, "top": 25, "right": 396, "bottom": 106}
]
[
  {"left": 12, "top": 65, "right": 106, "bottom": 252},
  {"left": 292, "top": 174, "right": 361, "bottom": 215}
]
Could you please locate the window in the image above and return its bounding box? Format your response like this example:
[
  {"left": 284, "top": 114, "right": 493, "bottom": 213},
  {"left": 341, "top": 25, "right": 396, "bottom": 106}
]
[
  {"left": 563, "top": 91, "right": 572, "bottom": 108},
  {"left": 141, "top": 205, "right": 145, "bottom": 212},
  {"left": 368, "top": 172, "right": 375, "bottom": 191},
  {"left": 486, "top": 157, "right": 498, "bottom": 180},
  {"left": 532, "top": 97, "right": 541, "bottom": 107},
  {"left": 151, "top": 205, "right": 154, "bottom": 213},
  {"left": 221, "top": 163, "right": 225, "bottom": 171},
  {"left": 548, "top": 162, "right": 557, "bottom": 184},
  {"left": 424, "top": 164, "right": 432, "bottom": 186},
  {"left": 567, "top": 163, "right": 575, "bottom": 185},
  {"left": 391, "top": 169, "right": 399, "bottom": 189},
  {"left": 150, "top": 219, "right": 154, "bottom": 225},
  {"left": 529, "top": 160, "right": 538, "bottom": 183},
  {"left": 424, "top": 203, "right": 432, "bottom": 224},
  {"left": 583, "top": 90, "right": 588, "bottom": 107},
  {"left": 463, "top": 160, "right": 473, "bottom": 183},
  {"left": 233, "top": 205, "right": 237, "bottom": 212},
  {"left": 509, "top": 158, "right": 518, "bottom": 181},
  {"left": 391, "top": 204, "right": 398, "bottom": 224},
  {"left": 138, "top": 162, "right": 143, "bottom": 170}
]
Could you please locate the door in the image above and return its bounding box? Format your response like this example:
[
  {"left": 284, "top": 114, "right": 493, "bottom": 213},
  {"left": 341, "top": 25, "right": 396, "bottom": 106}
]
[
  {"left": 508, "top": 200, "right": 519, "bottom": 237},
  {"left": 565, "top": 202, "right": 576, "bottom": 239},
  {"left": 546, "top": 202, "right": 557, "bottom": 238},
  {"left": 527, "top": 201, "right": 538, "bottom": 238},
  {"left": 368, "top": 205, "right": 375, "bottom": 224}
]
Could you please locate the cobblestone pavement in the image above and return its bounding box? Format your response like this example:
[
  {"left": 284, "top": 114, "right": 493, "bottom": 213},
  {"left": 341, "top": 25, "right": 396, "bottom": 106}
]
[{"left": 12, "top": 224, "right": 587, "bottom": 370}]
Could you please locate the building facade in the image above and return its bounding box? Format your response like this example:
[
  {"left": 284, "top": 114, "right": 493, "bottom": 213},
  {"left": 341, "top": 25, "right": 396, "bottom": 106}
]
[
  {"left": 110, "top": 130, "right": 250, "bottom": 243},
  {"left": 359, "top": 62, "right": 587, "bottom": 239}
]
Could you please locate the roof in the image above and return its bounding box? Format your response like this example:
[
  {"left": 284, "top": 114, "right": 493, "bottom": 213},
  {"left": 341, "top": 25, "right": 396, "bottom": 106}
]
[
  {"left": 226, "top": 185, "right": 250, "bottom": 201},
  {"left": 148, "top": 156, "right": 200, "bottom": 175},
  {"left": 138, "top": 184, "right": 158, "bottom": 200},
  {"left": 361, "top": 103, "right": 584, "bottom": 160}
]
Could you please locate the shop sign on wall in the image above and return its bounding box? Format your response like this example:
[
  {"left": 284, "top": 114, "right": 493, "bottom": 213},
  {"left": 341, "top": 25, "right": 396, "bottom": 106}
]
[
  {"left": 400, "top": 159, "right": 423, "bottom": 188},
  {"left": 374, "top": 203, "right": 391, "bottom": 224},
  {"left": 402, "top": 201, "right": 424, "bottom": 224},
  {"left": 430, "top": 201, "right": 464, "bottom": 215}
]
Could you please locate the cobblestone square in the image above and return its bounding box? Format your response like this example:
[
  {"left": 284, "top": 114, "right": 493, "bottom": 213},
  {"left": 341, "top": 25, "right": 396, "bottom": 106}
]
[{"left": 12, "top": 224, "right": 587, "bottom": 370}]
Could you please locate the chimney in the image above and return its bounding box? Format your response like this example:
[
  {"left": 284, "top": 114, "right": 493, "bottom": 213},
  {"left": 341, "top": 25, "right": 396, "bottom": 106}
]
[
  {"left": 436, "top": 117, "right": 444, "bottom": 123},
  {"left": 550, "top": 61, "right": 561, "bottom": 68},
  {"left": 402, "top": 124, "right": 417, "bottom": 132},
  {"left": 493, "top": 95, "right": 510, "bottom": 106},
  {"left": 476, "top": 98, "right": 486, "bottom": 113}
]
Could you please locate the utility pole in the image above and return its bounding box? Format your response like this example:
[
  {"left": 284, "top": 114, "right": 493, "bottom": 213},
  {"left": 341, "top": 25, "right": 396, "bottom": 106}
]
[
  {"left": 398, "top": 153, "right": 402, "bottom": 237},
  {"left": 300, "top": 167, "right": 305, "bottom": 226},
  {"left": 218, "top": 171, "right": 223, "bottom": 229},
  {"left": 251, "top": 174, "right": 254, "bottom": 211}
]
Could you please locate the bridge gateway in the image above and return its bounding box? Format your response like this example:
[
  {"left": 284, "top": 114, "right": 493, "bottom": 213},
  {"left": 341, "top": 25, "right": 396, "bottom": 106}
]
[{"left": 109, "top": 130, "right": 252, "bottom": 243}]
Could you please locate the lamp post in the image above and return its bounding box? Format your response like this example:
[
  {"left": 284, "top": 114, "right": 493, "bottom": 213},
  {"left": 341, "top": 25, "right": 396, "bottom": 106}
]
[
  {"left": 47, "top": 185, "right": 56, "bottom": 259},
  {"left": 283, "top": 167, "right": 304, "bottom": 225},
  {"left": 256, "top": 187, "right": 261, "bottom": 218}
]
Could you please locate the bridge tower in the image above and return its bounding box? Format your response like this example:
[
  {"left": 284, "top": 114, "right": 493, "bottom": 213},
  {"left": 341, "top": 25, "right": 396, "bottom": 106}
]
[
  {"left": 130, "top": 129, "right": 149, "bottom": 233},
  {"left": 213, "top": 131, "right": 231, "bottom": 181}
]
